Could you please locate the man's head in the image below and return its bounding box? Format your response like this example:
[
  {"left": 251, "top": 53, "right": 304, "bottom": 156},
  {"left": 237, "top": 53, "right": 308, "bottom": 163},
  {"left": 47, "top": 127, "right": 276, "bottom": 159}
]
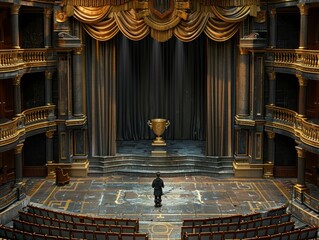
[{"left": 156, "top": 172, "right": 161, "bottom": 177}]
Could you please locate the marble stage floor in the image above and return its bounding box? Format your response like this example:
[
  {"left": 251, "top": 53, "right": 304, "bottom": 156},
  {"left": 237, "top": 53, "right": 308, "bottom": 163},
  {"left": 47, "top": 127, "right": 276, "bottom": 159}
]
[{"left": 24, "top": 175, "right": 296, "bottom": 240}]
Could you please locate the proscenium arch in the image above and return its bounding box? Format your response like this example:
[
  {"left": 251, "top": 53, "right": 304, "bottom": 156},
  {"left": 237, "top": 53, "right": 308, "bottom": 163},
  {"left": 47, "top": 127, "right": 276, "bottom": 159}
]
[{"left": 79, "top": 1, "right": 258, "bottom": 156}]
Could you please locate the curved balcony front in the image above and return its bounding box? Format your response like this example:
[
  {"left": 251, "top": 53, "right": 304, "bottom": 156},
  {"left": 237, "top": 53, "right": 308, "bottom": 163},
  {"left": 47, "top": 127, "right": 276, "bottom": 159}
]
[
  {"left": 0, "top": 48, "right": 56, "bottom": 78},
  {"left": 0, "top": 105, "right": 56, "bottom": 151},
  {"left": 266, "top": 49, "right": 319, "bottom": 79},
  {"left": 265, "top": 105, "right": 319, "bottom": 153}
]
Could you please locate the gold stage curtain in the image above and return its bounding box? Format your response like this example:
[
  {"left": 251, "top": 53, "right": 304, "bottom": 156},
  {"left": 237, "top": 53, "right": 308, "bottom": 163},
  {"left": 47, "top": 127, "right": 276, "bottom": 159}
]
[
  {"left": 206, "top": 37, "right": 236, "bottom": 156},
  {"left": 85, "top": 37, "right": 117, "bottom": 156},
  {"left": 73, "top": 4, "right": 252, "bottom": 42}
]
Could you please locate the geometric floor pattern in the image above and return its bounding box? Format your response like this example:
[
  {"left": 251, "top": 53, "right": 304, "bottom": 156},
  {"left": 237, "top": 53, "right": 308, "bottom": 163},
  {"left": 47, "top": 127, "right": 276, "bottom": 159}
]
[{"left": 26, "top": 175, "right": 293, "bottom": 239}]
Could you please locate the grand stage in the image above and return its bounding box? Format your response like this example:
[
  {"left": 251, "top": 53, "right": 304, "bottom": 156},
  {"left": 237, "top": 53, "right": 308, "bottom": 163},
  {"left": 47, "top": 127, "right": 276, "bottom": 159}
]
[
  {"left": 116, "top": 140, "right": 206, "bottom": 157},
  {"left": 89, "top": 140, "right": 234, "bottom": 177}
]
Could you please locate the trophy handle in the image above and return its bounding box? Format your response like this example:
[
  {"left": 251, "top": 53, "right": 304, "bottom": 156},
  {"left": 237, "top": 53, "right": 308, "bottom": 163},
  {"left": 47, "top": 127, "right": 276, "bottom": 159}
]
[
  {"left": 147, "top": 120, "right": 152, "bottom": 129},
  {"left": 165, "top": 120, "right": 170, "bottom": 129}
]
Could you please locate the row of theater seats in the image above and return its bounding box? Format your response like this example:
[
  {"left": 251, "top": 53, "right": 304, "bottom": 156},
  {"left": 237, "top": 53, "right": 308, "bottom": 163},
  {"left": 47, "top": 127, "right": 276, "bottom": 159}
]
[
  {"left": 182, "top": 205, "right": 288, "bottom": 227},
  {"left": 183, "top": 226, "right": 318, "bottom": 240},
  {"left": 180, "top": 205, "right": 318, "bottom": 240},
  {"left": 18, "top": 211, "right": 137, "bottom": 233},
  {"left": 26, "top": 204, "right": 139, "bottom": 231},
  {"left": 181, "top": 213, "right": 292, "bottom": 235},
  {"left": 0, "top": 203, "right": 148, "bottom": 240}
]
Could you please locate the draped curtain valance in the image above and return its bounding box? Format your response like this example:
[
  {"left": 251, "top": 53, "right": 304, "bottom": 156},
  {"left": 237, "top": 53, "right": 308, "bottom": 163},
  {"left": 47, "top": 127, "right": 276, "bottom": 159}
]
[{"left": 73, "top": 2, "right": 255, "bottom": 42}]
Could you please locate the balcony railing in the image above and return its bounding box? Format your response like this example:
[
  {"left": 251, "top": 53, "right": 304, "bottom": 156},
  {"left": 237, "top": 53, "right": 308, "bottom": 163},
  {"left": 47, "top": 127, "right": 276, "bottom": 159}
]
[
  {"left": 0, "top": 105, "right": 56, "bottom": 147},
  {"left": 0, "top": 48, "right": 56, "bottom": 73},
  {"left": 268, "top": 49, "right": 319, "bottom": 73},
  {"left": 22, "top": 105, "right": 55, "bottom": 125},
  {"left": 266, "top": 105, "right": 319, "bottom": 148}
]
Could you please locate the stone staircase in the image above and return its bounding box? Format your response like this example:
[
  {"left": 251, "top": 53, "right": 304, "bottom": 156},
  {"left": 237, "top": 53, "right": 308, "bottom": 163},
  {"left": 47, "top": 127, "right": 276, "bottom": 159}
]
[{"left": 88, "top": 155, "right": 234, "bottom": 177}]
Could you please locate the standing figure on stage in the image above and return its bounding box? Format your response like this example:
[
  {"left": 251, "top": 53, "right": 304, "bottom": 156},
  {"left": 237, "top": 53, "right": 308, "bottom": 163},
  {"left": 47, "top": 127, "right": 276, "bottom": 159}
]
[{"left": 152, "top": 172, "right": 164, "bottom": 207}]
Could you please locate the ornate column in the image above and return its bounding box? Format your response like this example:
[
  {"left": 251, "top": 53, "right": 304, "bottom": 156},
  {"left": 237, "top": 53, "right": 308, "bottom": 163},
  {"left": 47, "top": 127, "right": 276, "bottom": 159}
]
[
  {"left": 46, "top": 130, "right": 54, "bottom": 164},
  {"left": 14, "top": 143, "right": 25, "bottom": 200},
  {"left": 11, "top": 4, "right": 20, "bottom": 49},
  {"left": 45, "top": 70, "right": 53, "bottom": 105},
  {"left": 298, "top": 3, "right": 309, "bottom": 49},
  {"left": 267, "top": 72, "right": 276, "bottom": 105},
  {"left": 72, "top": 47, "right": 84, "bottom": 117},
  {"left": 264, "top": 131, "right": 275, "bottom": 178},
  {"left": 14, "top": 143, "right": 24, "bottom": 183},
  {"left": 269, "top": 8, "right": 277, "bottom": 48},
  {"left": 44, "top": 8, "right": 53, "bottom": 48},
  {"left": 294, "top": 146, "right": 308, "bottom": 202},
  {"left": 236, "top": 47, "right": 250, "bottom": 117},
  {"left": 296, "top": 74, "right": 308, "bottom": 116},
  {"left": 13, "top": 75, "right": 22, "bottom": 115}
]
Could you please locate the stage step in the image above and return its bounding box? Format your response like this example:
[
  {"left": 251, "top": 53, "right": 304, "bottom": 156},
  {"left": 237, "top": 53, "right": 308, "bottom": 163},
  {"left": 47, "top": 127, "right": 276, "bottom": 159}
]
[{"left": 88, "top": 155, "right": 234, "bottom": 177}]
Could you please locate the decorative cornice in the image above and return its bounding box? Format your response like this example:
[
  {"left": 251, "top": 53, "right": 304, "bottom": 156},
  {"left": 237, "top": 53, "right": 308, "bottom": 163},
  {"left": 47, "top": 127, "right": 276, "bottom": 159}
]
[{"left": 64, "top": 0, "right": 259, "bottom": 6}]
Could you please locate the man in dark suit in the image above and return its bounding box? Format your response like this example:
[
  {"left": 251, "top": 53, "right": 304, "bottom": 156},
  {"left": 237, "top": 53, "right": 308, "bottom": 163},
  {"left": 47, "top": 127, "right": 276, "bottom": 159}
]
[{"left": 152, "top": 172, "right": 164, "bottom": 207}]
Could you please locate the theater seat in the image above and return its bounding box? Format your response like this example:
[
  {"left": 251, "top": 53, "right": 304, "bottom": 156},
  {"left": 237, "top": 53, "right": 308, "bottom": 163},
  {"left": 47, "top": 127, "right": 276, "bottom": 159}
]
[{"left": 55, "top": 167, "right": 70, "bottom": 186}]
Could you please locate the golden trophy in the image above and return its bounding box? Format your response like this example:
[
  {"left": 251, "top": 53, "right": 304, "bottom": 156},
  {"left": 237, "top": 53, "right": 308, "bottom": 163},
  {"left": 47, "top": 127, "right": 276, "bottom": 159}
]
[{"left": 147, "top": 118, "right": 170, "bottom": 146}]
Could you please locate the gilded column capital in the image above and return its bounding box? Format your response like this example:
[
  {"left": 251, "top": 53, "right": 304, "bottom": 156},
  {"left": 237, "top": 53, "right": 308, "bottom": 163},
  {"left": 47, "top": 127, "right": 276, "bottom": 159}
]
[
  {"left": 13, "top": 75, "right": 22, "bottom": 86},
  {"left": 266, "top": 131, "right": 275, "bottom": 139},
  {"left": 297, "top": 3, "right": 309, "bottom": 16},
  {"left": 46, "top": 130, "right": 55, "bottom": 139},
  {"left": 270, "top": 8, "right": 276, "bottom": 16},
  {"left": 267, "top": 72, "right": 276, "bottom": 81},
  {"left": 45, "top": 70, "right": 53, "bottom": 80},
  {"left": 295, "top": 146, "right": 306, "bottom": 158},
  {"left": 73, "top": 47, "right": 83, "bottom": 55},
  {"left": 44, "top": 8, "right": 53, "bottom": 18},
  {"left": 239, "top": 47, "right": 249, "bottom": 55},
  {"left": 296, "top": 74, "right": 308, "bottom": 87},
  {"left": 11, "top": 4, "right": 21, "bottom": 15},
  {"left": 14, "top": 143, "right": 24, "bottom": 154}
]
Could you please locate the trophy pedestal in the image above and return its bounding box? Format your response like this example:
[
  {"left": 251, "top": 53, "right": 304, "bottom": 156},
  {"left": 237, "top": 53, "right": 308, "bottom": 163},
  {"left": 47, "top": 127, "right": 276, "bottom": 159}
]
[
  {"left": 151, "top": 150, "right": 167, "bottom": 155},
  {"left": 152, "top": 137, "right": 166, "bottom": 146},
  {"left": 151, "top": 143, "right": 167, "bottom": 155}
]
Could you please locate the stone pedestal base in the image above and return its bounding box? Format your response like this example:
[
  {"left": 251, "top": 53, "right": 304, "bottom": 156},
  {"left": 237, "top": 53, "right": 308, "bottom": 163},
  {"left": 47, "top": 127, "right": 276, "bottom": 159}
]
[{"left": 47, "top": 160, "right": 89, "bottom": 177}]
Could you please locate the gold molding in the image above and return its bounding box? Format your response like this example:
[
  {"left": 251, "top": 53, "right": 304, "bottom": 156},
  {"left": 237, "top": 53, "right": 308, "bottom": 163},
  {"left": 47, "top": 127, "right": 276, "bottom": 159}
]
[{"left": 65, "top": 116, "right": 87, "bottom": 126}]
